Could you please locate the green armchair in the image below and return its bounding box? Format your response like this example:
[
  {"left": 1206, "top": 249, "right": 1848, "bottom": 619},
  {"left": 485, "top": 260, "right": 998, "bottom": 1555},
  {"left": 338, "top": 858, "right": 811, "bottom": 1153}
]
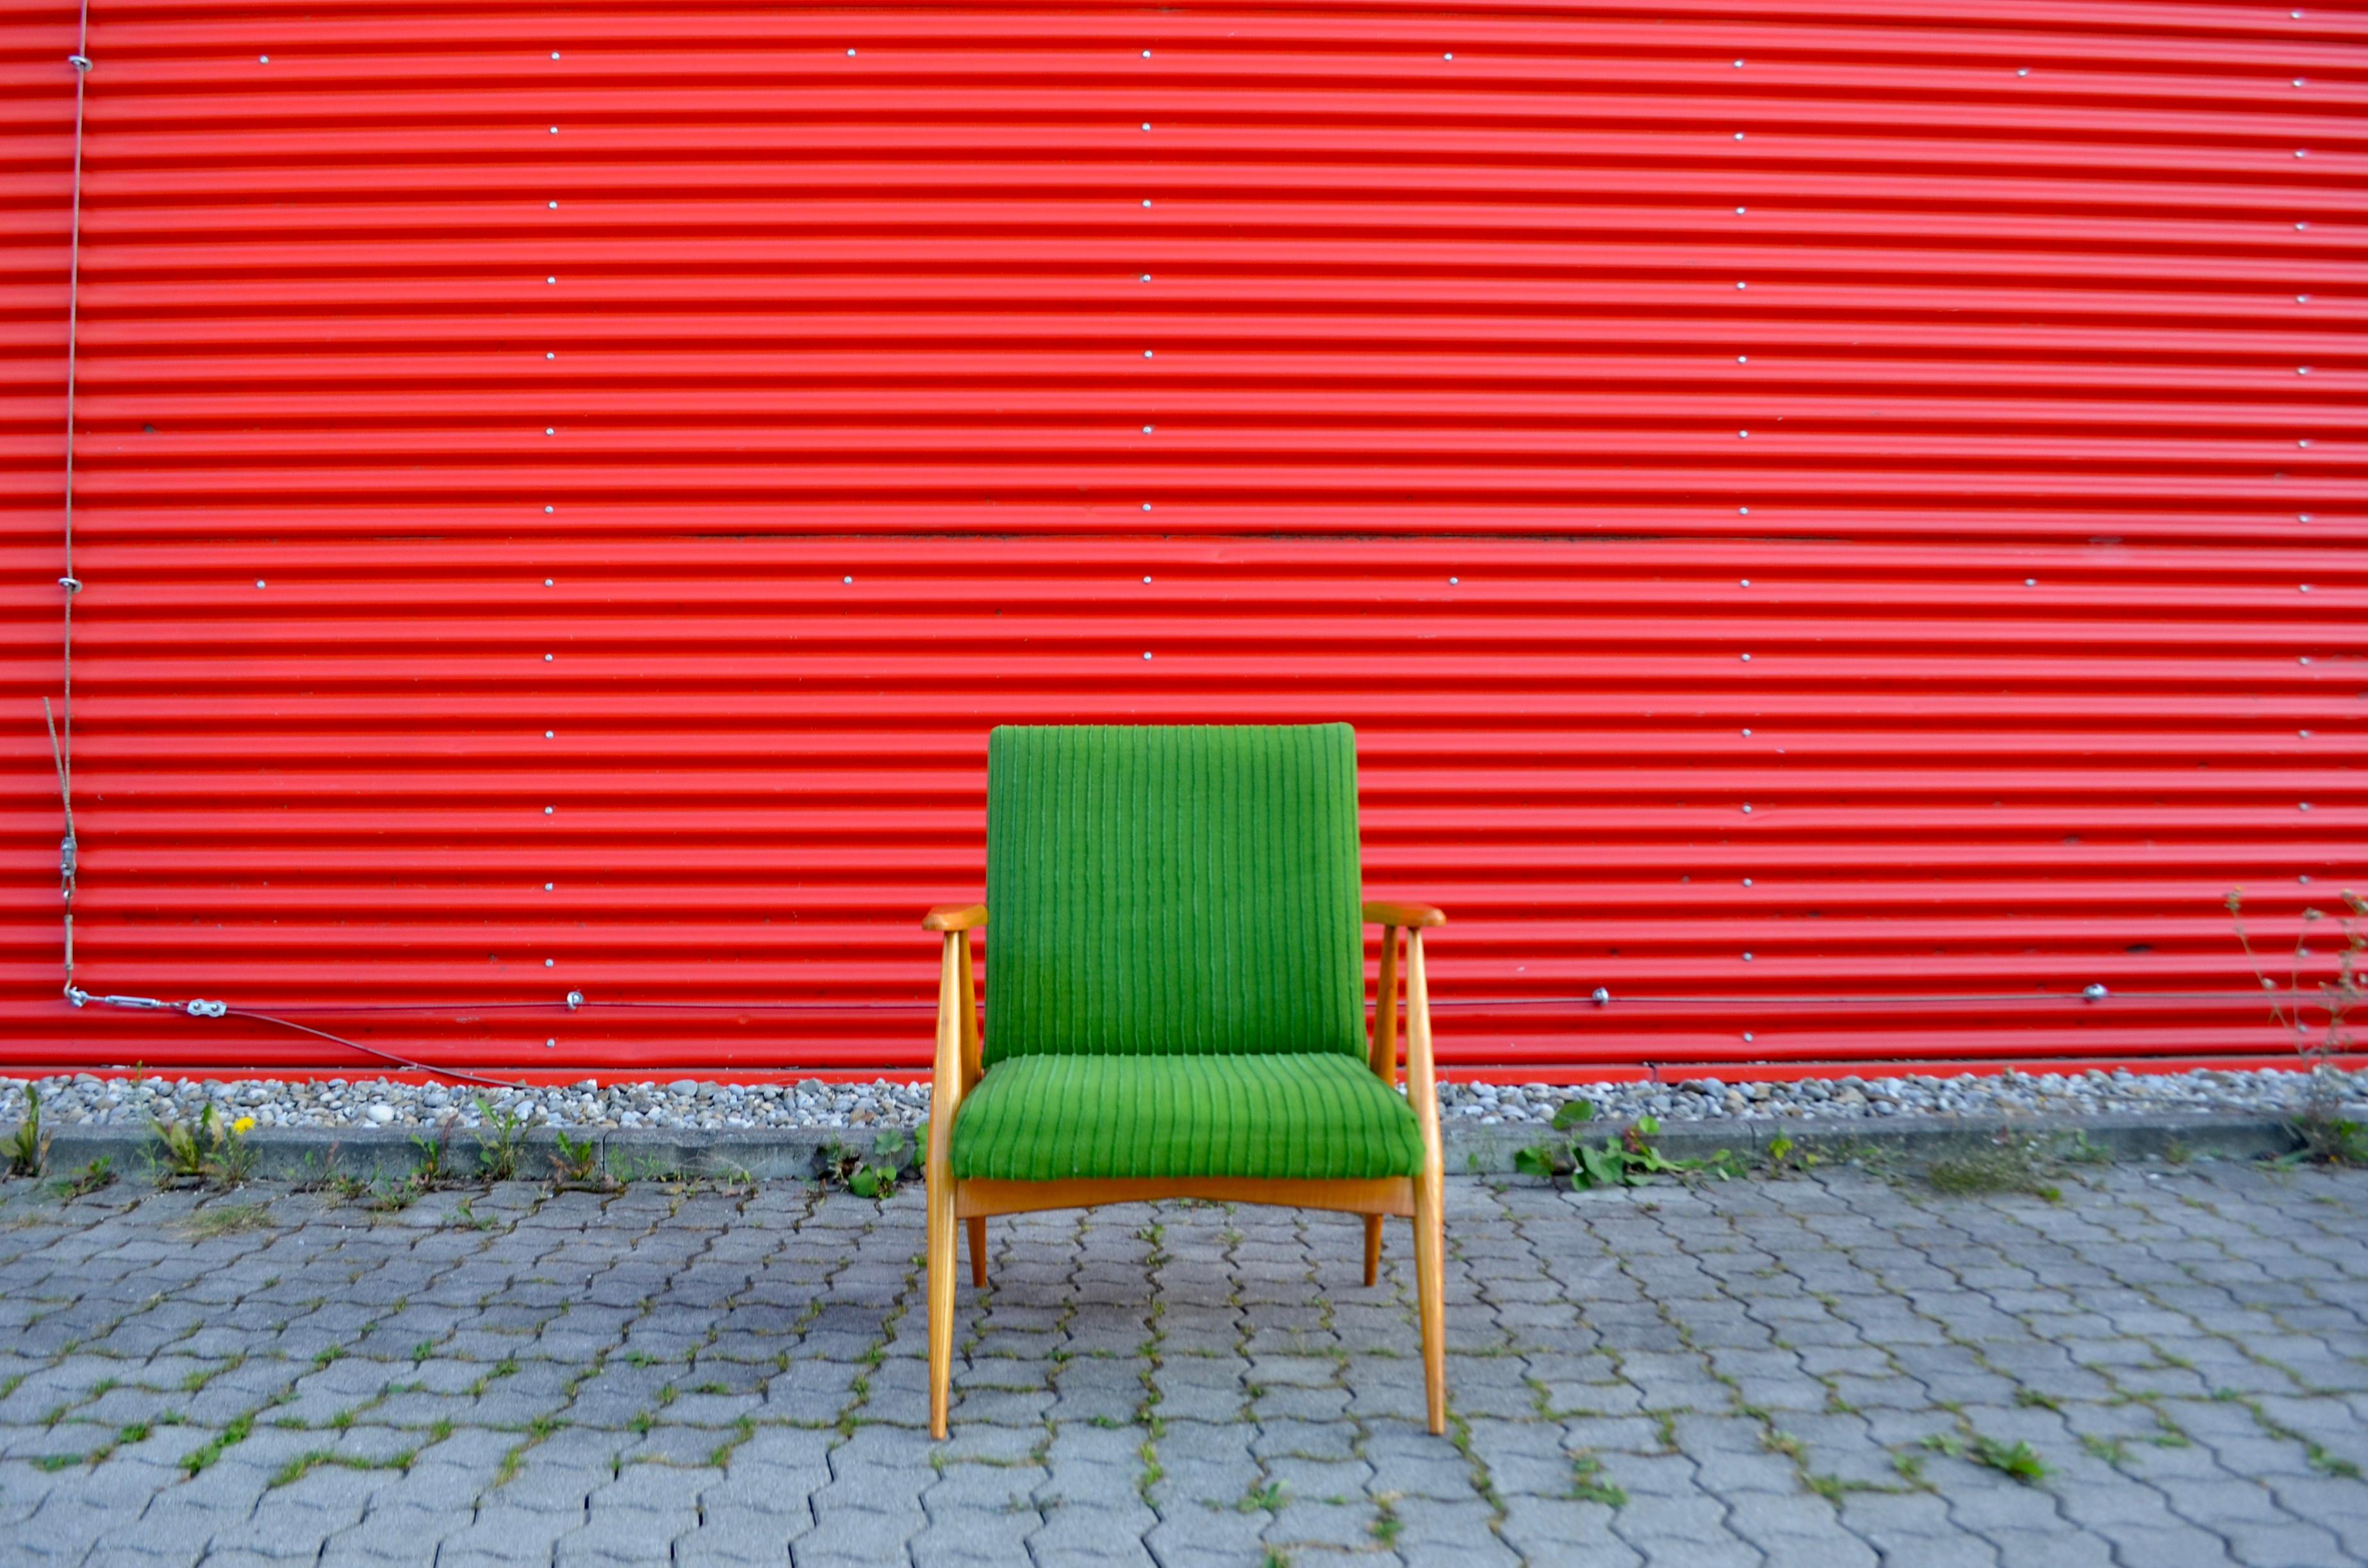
[{"left": 921, "top": 723, "right": 1447, "bottom": 1437}]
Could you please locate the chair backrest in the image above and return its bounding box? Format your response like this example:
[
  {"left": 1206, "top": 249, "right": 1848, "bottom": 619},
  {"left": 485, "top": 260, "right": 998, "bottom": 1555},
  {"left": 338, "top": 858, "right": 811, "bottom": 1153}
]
[{"left": 984, "top": 723, "right": 1363, "bottom": 1062}]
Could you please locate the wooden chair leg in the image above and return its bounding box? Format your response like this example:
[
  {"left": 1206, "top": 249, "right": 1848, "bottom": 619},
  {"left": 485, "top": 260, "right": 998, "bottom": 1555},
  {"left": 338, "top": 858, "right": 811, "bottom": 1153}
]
[
  {"left": 1362, "top": 1216, "right": 1383, "bottom": 1287},
  {"left": 1412, "top": 1168, "right": 1447, "bottom": 1435},
  {"left": 926, "top": 1177, "right": 957, "bottom": 1439},
  {"left": 967, "top": 1216, "right": 988, "bottom": 1287}
]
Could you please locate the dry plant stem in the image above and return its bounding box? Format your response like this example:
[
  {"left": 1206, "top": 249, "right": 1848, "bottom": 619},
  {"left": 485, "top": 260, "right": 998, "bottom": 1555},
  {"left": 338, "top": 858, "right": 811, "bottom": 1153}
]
[{"left": 2227, "top": 887, "right": 2365, "bottom": 1141}]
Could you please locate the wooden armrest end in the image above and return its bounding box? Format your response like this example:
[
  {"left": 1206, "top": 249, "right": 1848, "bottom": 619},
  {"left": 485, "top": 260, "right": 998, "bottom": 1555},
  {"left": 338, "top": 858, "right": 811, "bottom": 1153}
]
[
  {"left": 1363, "top": 899, "right": 1446, "bottom": 929},
  {"left": 923, "top": 902, "right": 987, "bottom": 932}
]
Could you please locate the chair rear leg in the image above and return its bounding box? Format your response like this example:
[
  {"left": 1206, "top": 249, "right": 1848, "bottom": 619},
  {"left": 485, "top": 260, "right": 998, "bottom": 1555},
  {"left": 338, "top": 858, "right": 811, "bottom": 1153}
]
[
  {"left": 1412, "top": 1173, "right": 1447, "bottom": 1435},
  {"left": 967, "top": 1216, "right": 988, "bottom": 1287},
  {"left": 1362, "top": 1216, "right": 1383, "bottom": 1286}
]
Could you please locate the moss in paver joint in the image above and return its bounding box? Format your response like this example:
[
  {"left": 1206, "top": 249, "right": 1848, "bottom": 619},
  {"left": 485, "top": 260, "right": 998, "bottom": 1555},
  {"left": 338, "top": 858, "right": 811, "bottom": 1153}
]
[{"left": 179, "top": 1407, "right": 257, "bottom": 1476}]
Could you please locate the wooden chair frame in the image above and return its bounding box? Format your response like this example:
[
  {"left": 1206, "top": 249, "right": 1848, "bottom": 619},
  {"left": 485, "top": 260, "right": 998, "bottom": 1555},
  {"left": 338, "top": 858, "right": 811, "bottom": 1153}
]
[{"left": 921, "top": 899, "right": 1449, "bottom": 1439}]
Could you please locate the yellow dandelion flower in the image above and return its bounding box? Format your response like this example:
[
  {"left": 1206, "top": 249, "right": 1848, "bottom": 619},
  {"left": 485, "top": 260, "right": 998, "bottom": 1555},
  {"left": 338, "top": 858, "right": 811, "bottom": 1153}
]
[{"left": 231, "top": 1116, "right": 256, "bottom": 1136}]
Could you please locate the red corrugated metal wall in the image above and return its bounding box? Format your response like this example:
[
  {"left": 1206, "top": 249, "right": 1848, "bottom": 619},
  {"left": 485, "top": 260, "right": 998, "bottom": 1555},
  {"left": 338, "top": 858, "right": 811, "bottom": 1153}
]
[{"left": 1, "top": 0, "right": 2360, "bottom": 1082}]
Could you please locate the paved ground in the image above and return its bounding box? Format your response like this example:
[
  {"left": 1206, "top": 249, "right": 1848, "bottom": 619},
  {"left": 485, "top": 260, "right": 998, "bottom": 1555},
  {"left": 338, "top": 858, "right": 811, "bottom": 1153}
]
[{"left": 0, "top": 1162, "right": 2362, "bottom": 1567}]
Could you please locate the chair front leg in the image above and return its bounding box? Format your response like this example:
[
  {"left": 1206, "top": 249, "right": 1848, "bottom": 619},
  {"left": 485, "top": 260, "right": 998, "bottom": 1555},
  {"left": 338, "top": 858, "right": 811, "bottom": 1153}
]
[
  {"left": 1405, "top": 929, "right": 1447, "bottom": 1435},
  {"left": 926, "top": 929, "right": 966, "bottom": 1439}
]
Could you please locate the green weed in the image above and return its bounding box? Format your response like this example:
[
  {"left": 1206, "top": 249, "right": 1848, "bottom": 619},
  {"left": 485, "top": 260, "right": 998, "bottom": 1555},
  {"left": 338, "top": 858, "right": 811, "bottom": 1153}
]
[
  {"left": 5, "top": 1086, "right": 49, "bottom": 1178},
  {"left": 51, "top": 1156, "right": 114, "bottom": 1200},
  {"left": 474, "top": 1098, "right": 529, "bottom": 1180},
  {"left": 1969, "top": 1435, "right": 2050, "bottom": 1484},
  {"left": 548, "top": 1131, "right": 609, "bottom": 1189},
  {"left": 1570, "top": 1451, "right": 1627, "bottom": 1507},
  {"left": 150, "top": 1104, "right": 257, "bottom": 1190},
  {"left": 818, "top": 1128, "right": 921, "bottom": 1199},
  {"left": 1517, "top": 1106, "right": 1708, "bottom": 1190},
  {"left": 1238, "top": 1478, "right": 1285, "bottom": 1512}
]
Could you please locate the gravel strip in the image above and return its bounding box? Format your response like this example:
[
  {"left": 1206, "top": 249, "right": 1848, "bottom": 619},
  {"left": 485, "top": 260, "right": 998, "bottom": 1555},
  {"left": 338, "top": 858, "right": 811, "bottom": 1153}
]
[{"left": 3, "top": 1064, "right": 2362, "bottom": 1134}]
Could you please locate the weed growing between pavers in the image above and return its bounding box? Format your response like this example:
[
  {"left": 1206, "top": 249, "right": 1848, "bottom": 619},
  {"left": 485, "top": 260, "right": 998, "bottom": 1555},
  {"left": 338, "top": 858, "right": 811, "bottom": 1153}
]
[
  {"left": 1569, "top": 1450, "right": 1626, "bottom": 1506},
  {"left": 1923, "top": 1138, "right": 2064, "bottom": 1201},
  {"left": 183, "top": 1201, "right": 274, "bottom": 1240},
  {"left": 1516, "top": 1101, "right": 1739, "bottom": 1189},
  {"left": 151, "top": 1104, "right": 258, "bottom": 1191},
  {"left": 270, "top": 1444, "right": 418, "bottom": 1488},
  {"left": 50, "top": 1154, "right": 114, "bottom": 1200},
  {"left": 816, "top": 1127, "right": 921, "bottom": 1198},
  {"left": 548, "top": 1129, "right": 614, "bottom": 1190},
  {"left": 5, "top": 1084, "right": 49, "bottom": 1177}
]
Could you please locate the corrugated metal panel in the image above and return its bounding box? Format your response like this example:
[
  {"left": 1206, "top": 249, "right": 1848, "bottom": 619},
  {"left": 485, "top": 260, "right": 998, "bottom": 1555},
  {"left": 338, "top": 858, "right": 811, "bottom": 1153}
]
[{"left": 1, "top": 1, "right": 2360, "bottom": 1082}]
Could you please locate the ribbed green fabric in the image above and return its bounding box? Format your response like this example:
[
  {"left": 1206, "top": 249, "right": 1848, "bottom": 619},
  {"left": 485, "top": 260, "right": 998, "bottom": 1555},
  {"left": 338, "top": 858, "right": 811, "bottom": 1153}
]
[
  {"left": 950, "top": 1052, "right": 1424, "bottom": 1180},
  {"left": 983, "top": 724, "right": 1363, "bottom": 1062}
]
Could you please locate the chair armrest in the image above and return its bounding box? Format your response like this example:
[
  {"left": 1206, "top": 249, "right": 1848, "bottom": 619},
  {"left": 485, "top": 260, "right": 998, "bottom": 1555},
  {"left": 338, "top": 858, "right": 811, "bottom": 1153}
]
[
  {"left": 923, "top": 903, "right": 987, "bottom": 931},
  {"left": 1363, "top": 899, "right": 1445, "bottom": 929}
]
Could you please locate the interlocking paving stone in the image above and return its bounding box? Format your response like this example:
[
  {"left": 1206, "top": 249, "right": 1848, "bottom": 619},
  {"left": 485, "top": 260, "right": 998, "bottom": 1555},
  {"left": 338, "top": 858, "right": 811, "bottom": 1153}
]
[{"left": 0, "top": 1163, "right": 2359, "bottom": 1564}]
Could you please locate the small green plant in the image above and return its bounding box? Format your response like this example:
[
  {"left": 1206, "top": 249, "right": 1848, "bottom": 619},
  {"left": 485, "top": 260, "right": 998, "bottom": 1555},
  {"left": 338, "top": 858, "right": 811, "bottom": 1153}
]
[
  {"left": 819, "top": 1128, "right": 920, "bottom": 1198},
  {"left": 6, "top": 1085, "right": 49, "bottom": 1177},
  {"left": 1370, "top": 1495, "right": 1402, "bottom": 1545},
  {"left": 1762, "top": 1132, "right": 1820, "bottom": 1177},
  {"left": 52, "top": 1156, "right": 114, "bottom": 1200},
  {"left": 411, "top": 1122, "right": 456, "bottom": 1186},
  {"left": 475, "top": 1097, "right": 529, "bottom": 1180},
  {"left": 1891, "top": 1451, "right": 1927, "bottom": 1483},
  {"left": 1969, "top": 1435, "right": 2050, "bottom": 1485},
  {"left": 2060, "top": 1131, "right": 2114, "bottom": 1166},
  {"left": 1518, "top": 1103, "right": 1705, "bottom": 1190},
  {"left": 2013, "top": 1388, "right": 2061, "bottom": 1412},
  {"left": 154, "top": 1108, "right": 213, "bottom": 1183},
  {"left": 1570, "top": 1451, "right": 1627, "bottom": 1507},
  {"left": 1238, "top": 1478, "right": 1286, "bottom": 1512},
  {"left": 151, "top": 1104, "right": 258, "bottom": 1191},
  {"left": 548, "top": 1131, "right": 607, "bottom": 1188},
  {"left": 360, "top": 1171, "right": 430, "bottom": 1213}
]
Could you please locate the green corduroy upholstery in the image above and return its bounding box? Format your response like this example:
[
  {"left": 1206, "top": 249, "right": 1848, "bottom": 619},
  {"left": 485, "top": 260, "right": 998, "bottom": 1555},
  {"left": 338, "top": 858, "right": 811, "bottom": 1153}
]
[
  {"left": 980, "top": 723, "right": 1365, "bottom": 1062},
  {"left": 953, "top": 723, "right": 1420, "bottom": 1183},
  {"left": 950, "top": 1052, "right": 1424, "bottom": 1181}
]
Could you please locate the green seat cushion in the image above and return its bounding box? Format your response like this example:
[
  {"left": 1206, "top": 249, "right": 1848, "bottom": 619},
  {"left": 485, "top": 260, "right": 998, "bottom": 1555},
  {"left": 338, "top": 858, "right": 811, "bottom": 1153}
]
[
  {"left": 985, "top": 723, "right": 1364, "bottom": 1061},
  {"left": 950, "top": 1053, "right": 1425, "bottom": 1182}
]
